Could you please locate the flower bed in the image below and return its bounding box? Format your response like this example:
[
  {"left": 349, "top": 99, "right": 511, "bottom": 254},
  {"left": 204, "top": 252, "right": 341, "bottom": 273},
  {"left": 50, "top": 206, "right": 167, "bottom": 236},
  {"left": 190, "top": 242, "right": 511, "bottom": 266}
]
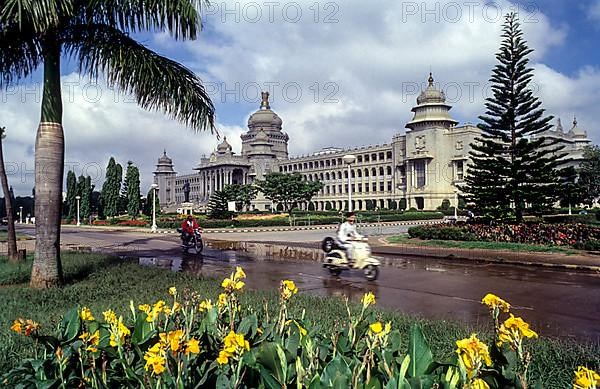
[
  {"left": 408, "top": 223, "right": 600, "bottom": 250},
  {"left": 5, "top": 268, "right": 597, "bottom": 388}
]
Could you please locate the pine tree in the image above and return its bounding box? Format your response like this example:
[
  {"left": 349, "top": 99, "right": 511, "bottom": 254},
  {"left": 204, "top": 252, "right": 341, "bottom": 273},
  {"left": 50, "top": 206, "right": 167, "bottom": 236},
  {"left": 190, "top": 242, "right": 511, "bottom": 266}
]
[
  {"left": 208, "top": 190, "right": 232, "bottom": 219},
  {"left": 126, "top": 162, "right": 141, "bottom": 219},
  {"left": 65, "top": 170, "right": 77, "bottom": 219},
  {"left": 464, "top": 13, "right": 564, "bottom": 222},
  {"left": 578, "top": 145, "right": 600, "bottom": 207},
  {"left": 143, "top": 187, "right": 161, "bottom": 217}
]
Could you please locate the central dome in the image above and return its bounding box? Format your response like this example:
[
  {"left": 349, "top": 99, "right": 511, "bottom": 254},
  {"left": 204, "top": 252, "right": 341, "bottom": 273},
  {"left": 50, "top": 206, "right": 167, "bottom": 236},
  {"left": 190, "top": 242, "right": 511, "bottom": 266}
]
[
  {"left": 417, "top": 73, "right": 446, "bottom": 105},
  {"left": 247, "top": 91, "right": 283, "bottom": 130}
]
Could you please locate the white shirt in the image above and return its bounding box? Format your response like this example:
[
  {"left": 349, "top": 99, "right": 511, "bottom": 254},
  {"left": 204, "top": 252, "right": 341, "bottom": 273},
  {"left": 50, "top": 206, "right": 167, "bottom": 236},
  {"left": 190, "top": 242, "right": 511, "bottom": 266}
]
[{"left": 337, "top": 222, "right": 362, "bottom": 243}]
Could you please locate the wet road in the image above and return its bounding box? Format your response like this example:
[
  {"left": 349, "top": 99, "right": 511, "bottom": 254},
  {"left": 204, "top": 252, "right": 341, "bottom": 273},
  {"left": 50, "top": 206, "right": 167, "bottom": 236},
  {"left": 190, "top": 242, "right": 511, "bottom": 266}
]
[{"left": 16, "top": 226, "right": 600, "bottom": 342}]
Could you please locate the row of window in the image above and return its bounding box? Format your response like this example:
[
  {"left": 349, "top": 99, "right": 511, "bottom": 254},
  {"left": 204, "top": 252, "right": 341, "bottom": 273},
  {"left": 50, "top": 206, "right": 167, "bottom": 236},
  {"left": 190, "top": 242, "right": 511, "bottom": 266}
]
[
  {"left": 282, "top": 151, "right": 393, "bottom": 172},
  {"left": 318, "top": 181, "right": 394, "bottom": 195},
  {"left": 298, "top": 166, "right": 394, "bottom": 181}
]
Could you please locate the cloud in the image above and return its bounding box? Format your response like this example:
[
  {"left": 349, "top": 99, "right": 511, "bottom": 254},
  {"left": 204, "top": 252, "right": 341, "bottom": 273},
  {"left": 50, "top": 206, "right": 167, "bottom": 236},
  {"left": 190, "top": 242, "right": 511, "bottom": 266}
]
[
  {"left": 1, "top": 0, "right": 597, "bottom": 197},
  {"left": 588, "top": 0, "right": 600, "bottom": 22}
]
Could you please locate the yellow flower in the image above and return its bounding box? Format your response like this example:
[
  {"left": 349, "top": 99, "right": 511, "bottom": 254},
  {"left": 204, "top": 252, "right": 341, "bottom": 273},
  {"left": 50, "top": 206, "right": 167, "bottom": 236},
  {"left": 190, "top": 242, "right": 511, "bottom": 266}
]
[
  {"left": 216, "top": 350, "right": 230, "bottom": 365},
  {"left": 109, "top": 316, "right": 131, "bottom": 347},
  {"left": 146, "top": 300, "right": 166, "bottom": 322},
  {"left": 10, "top": 318, "right": 24, "bottom": 334},
  {"left": 103, "top": 310, "right": 117, "bottom": 325},
  {"left": 169, "top": 287, "right": 177, "bottom": 296},
  {"left": 468, "top": 378, "right": 491, "bottom": 389},
  {"left": 222, "top": 277, "right": 245, "bottom": 292},
  {"left": 361, "top": 292, "right": 376, "bottom": 308},
  {"left": 574, "top": 366, "right": 600, "bottom": 389},
  {"left": 79, "top": 307, "right": 95, "bottom": 321},
  {"left": 144, "top": 342, "right": 167, "bottom": 375},
  {"left": 23, "top": 319, "right": 40, "bottom": 336},
  {"left": 218, "top": 293, "right": 227, "bottom": 307},
  {"left": 167, "top": 329, "right": 184, "bottom": 354},
  {"left": 456, "top": 334, "right": 492, "bottom": 379},
  {"left": 138, "top": 304, "right": 151, "bottom": 314},
  {"left": 481, "top": 294, "right": 511, "bottom": 313},
  {"left": 369, "top": 322, "right": 383, "bottom": 334},
  {"left": 80, "top": 330, "right": 100, "bottom": 353},
  {"left": 497, "top": 314, "right": 538, "bottom": 348},
  {"left": 280, "top": 280, "right": 298, "bottom": 300},
  {"left": 199, "top": 299, "right": 213, "bottom": 312},
  {"left": 234, "top": 266, "right": 246, "bottom": 280},
  {"left": 185, "top": 338, "right": 200, "bottom": 355}
]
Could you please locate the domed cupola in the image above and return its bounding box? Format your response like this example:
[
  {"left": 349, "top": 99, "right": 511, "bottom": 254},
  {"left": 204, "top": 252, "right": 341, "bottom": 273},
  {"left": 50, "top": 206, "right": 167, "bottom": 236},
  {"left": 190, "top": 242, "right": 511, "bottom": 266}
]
[
  {"left": 417, "top": 73, "right": 447, "bottom": 105},
  {"left": 247, "top": 91, "right": 283, "bottom": 131},
  {"left": 567, "top": 117, "right": 588, "bottom": 139},
  {"left": 406, "top": 73, "right": 458, "bottom": 131},
  {"left": 155, "top": 150, "right": 175, "bottom": 173},
  {"left": 216, "top": 136, "right": 233, "bottom": 155}
]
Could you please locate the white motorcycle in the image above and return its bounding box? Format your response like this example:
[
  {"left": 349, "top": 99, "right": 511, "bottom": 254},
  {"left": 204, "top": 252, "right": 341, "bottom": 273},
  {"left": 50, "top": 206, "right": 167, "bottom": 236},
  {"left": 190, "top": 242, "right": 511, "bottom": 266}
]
[{"left": 321, "top": 237, "right": 381, "bottom": 281}]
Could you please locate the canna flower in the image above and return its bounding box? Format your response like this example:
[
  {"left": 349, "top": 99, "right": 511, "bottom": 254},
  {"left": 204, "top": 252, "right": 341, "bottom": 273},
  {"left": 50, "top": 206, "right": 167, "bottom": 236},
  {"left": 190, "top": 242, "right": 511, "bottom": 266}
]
[
  {"left": 166, "top": 329, "right": 184, "bottom": 354},
  {"left": 109, "top": 316, "right": 131, "bottom": 347},
  {"left": 369, "top": 322, "right": 383, "bottom": 334},
  {"left": 574, "top": 366, "right": 600, "bottom": 389},
  {"left": 23, "top": 319, "right": 41, "bottom": 336},
  {"left": 199, "top": 299, "right": 213, "bottom": 312},
  {"left": 168, "top": 287, "right": 177, "bottom": 296},
  {"left": 482, "top": 294, "right": 511, "bottom": 313},
  {"left": 10, "top": 318, "right": 24, "bottom": 334},
  {"left": 497, "top": 314, "right": 538, "bottom": 349},
  {"left": 456, "top": 334, "right": 492, "bottom": 380},
  {"left": 221, "top": 267, "right": 247, "bottom": 293},
  {"left": 144, "top": 342, "right": 167, "bottom": 375},
  {"left": 79, "top": 330, "right": 100, "bottom": 353},
  {"left": 234, "top": 266, "right": 246, "bottom": 280},
  {"left": 361, "top": 292, "right": 376, "bottom": 308},
  {"left": 280, "top": 280, "right": 298, "bottom": 300},
  {"left": 185, "top": 338, "right": 200, "bottom": 355},
  {"left": 146, "top": 300, "right": 166, "bottom": 322},
  {"left": 103, "top": 309, "right": 117, "bottom": 325},
  {"left": 218, "top": 293, "right": 227, "bottom": 307},
  {"left": 79, "top": 307, "right": 95, "bottom": 321},
  {"left": 468, "top": 378, "right": 491, "bottom": 389},
  {"left": 216, "top": 350, "right": 230, "bottom": 365},
  {"left": 138, "top": 304, "right": 151, "bottom": 314}
]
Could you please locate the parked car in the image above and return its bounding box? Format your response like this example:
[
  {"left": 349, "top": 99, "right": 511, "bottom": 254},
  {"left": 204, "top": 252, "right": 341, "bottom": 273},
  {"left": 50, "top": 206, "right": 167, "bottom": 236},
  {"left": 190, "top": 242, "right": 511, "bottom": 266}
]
[{"left": 1, "top": 217, "right": 8, "bottom": 226}]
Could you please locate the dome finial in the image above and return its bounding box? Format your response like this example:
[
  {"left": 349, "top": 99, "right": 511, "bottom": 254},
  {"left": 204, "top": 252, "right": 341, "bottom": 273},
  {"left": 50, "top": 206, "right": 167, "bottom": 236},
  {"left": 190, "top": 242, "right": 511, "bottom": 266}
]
[
  {"left": 556, "top": 118, "right": 563, "bottom": 133},
  {"left": 428, "top": 72, "right": 434, "bottom": 87},
  {"left": 163, "top": 149, "right": 167, "bottom": 156},
  {"left": 260, "top": 91, "right": 271, "bottom": 109},
  {"left": 573, "top": 116, "right": 577, "bottom": 126}
]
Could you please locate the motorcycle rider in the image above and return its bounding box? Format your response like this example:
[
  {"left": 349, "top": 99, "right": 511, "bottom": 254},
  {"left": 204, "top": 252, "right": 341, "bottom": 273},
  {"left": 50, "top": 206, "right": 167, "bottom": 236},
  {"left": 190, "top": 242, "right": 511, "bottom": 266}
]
[
  {"left": 181, "top": 215, "right": 200, "bottom": 245},
  {"left": 337, "top": 212, "right": 363, "bottom": 262}
]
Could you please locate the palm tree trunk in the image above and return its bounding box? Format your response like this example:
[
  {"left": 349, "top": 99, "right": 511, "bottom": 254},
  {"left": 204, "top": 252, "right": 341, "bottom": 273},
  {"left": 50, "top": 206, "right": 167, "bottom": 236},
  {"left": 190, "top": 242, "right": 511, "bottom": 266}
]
[
  {"left": 30, "top": 37, "right": 64, "bottom": 288},
  {"left": 0, "top": 129, "right": 18, "bottom": 261}
]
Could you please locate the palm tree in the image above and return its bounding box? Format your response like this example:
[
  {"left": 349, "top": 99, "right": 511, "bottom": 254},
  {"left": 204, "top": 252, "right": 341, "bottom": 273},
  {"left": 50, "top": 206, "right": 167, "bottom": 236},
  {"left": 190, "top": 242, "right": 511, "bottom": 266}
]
[
  {"left": 0, "top": 127, "right": 19, "bottom": 261},
  {"left": 1, "top": 1, "right": 215, "bottom": 288}
]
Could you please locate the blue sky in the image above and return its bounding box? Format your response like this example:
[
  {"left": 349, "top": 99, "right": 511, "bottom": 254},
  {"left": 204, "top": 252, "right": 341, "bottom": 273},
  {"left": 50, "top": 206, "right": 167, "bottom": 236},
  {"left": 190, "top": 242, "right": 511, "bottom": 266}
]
[{"left": 1, "top": 0, "right": 599, "bottom": 195}]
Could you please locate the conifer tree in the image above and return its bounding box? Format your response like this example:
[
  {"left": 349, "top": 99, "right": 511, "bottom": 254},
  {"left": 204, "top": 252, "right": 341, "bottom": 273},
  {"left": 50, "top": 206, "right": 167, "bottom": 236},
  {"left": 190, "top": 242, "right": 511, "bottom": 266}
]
[
  {"left": 208, "top": 190, "right": 232, "bottom": 219},
  {"left": 464, "top": 13, "right": 564, "bottom": 222},
  {"left": 100, "top": 157, "right": 122, "bottom": 218},
  {"left": 65, "top": 170, "right": 77, "bottom": 219},
  {"left": 81, "top": 176, "right": 93, "bottom": 221},
  {"left": 125, "top": 162, "right": 141, "bottom": 219}
]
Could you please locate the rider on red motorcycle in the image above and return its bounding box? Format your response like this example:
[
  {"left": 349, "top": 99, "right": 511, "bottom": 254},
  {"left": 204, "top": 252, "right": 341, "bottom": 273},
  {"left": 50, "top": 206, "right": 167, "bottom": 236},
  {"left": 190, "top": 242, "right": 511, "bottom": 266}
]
[{"left": 181, "top": 215, "right": 200, "bottom": 244}]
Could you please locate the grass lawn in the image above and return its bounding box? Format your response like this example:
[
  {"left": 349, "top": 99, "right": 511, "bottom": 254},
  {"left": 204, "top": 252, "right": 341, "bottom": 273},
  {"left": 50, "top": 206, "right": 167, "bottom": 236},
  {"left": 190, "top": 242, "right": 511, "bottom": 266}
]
[
  {"left": 386, "top": 234, "right": 579, "bottom": 255},
  {"left": 0, "top": 230, "right": 32, "bottom": 243},
  {"left": 0, "top": 254, "right": 598, "bottom": 388}
]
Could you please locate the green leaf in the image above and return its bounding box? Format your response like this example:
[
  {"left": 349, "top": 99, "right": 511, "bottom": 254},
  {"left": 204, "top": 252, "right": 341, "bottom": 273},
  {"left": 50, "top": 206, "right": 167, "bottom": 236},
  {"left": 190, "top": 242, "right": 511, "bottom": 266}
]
[
  {"left": 255, "top": 342, "right": 288, "bottom": 384},
  {"left": 131, "top": 314, "right": 155, "bottom": 345},
  {"left": 399, "top": 354, "right": 411, "bottom": 379},
  {"left": 407, "top": 325, "right": 433, "bottom": 377},
  {"left": 59, "top": 308, "right": 80, "bottom": 343},
  {"left": 308, "top": 374, "right": 322, "bottom": 389},
  {"left": 215, "top": 373, "right": 230, "bottom": 389},
  {"left": 238, "top": 314, "right": 258, "bottom": 337},
  {"left": 320, "top": 355, "right": 351, "bottom": 388}
]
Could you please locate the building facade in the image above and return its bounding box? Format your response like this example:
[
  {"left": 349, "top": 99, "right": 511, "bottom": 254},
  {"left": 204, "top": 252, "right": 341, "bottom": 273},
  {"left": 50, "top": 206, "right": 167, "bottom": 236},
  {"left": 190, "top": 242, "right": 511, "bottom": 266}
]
[{"left": 154, "top": 75, "right": 592, "bottom": 212}]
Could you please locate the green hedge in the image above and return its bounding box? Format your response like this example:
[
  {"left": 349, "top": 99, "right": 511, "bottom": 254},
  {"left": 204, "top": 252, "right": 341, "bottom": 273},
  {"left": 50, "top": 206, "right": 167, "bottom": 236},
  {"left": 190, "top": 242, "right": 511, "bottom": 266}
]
[
  {"left": 408, "top": 225, "right": 477, "bottom": 241},
  {"left": 541, "top": 214, "right": 598, "bottom": 224}
]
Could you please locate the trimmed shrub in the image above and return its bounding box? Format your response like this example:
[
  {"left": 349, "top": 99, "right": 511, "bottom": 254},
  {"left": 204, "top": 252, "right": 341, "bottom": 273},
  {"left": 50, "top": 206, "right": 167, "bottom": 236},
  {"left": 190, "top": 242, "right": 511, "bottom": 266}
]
[{"left": 542, "top": 214, "right": 597, "bottom": 225}]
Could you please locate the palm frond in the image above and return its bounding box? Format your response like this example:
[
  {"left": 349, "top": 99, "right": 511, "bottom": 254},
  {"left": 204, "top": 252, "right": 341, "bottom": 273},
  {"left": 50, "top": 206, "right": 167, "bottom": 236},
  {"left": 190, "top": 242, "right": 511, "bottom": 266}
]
[
  {"left": 0, "top": 22, "right": 42, "bottom": 87},
  {"left": 63, "top": 23, "right": 215, "bottom": 133},
  {"left": 1, "top": 0, "right": 74, "bottom": 32},
  {"left": 81, "top": 0, "right": 210, "bottom": 40}
]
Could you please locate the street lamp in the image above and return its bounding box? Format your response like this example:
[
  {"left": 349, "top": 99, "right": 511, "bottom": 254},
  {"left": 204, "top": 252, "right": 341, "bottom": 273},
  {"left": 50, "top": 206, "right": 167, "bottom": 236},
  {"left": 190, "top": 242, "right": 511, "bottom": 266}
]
[
  {"left": 150, "top": 183, "right": 159, "bottom": 232},
  {"left": 75, "top": 195, "right": 81, "bottom": 226},
  {"left": 342, "top": 154, "right": 356, "bottom": 212},
  {"left": 19, "top": 206, "right": 23, "bottom": 224},
  {"left": 454, "top": 188, "right": 459, "bottom": 219}
]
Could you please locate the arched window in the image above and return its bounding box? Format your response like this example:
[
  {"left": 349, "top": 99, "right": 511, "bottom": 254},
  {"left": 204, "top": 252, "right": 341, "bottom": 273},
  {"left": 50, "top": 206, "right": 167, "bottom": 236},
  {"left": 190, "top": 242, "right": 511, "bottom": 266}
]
[
  {"left": 344, "top": 171, "right": 348, "bottom": 179},
  {"left": 379, "top": 167, "right": 384, "bottom": 176},
  {"left": 351, "top": 170, "right": 356, "bottom": 178},
  {"left": 364, "top": 168, "right": 369, "bottom": 177},
  {"left": 357, "top": 169, "right": 362, "bottom": 178},
  {"left": 372, "top": 167, "right": 377, "bottom": 176},
  {"left": 325, "top": 173, "right": 330, "bottom": 180},
  {"left": 386, "top": 166, "right": 392, "bottom": 175}
]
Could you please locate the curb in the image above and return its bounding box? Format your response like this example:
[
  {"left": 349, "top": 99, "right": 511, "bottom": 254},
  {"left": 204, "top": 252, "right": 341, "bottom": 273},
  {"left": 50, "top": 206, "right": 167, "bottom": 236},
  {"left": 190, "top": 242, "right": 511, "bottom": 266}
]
[
  {"left": 374, "top": 238, "right": 600, "bottom": 273},
  {"left": 150, "top": 220, "right": 439, "bottom": 234}
]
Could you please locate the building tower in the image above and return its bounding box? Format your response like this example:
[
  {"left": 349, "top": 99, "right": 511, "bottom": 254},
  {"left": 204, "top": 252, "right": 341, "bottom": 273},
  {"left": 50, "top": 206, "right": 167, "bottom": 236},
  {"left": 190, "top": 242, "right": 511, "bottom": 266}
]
[
  {"left": 153, "top": 150, "right": 177, "bottom": 206},
  {"left": 241, "top": 91, "right": 289, "bottom": 159},
  {"left": 405, "top": 73, "right": 458, "bottom": 131}
]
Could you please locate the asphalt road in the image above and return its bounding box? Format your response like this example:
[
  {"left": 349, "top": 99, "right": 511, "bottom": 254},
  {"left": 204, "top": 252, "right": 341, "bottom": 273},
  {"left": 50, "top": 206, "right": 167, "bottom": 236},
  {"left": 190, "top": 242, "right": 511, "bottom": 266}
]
[{"left": 13, "top": 225, "right": 600, "bottom": 342}]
